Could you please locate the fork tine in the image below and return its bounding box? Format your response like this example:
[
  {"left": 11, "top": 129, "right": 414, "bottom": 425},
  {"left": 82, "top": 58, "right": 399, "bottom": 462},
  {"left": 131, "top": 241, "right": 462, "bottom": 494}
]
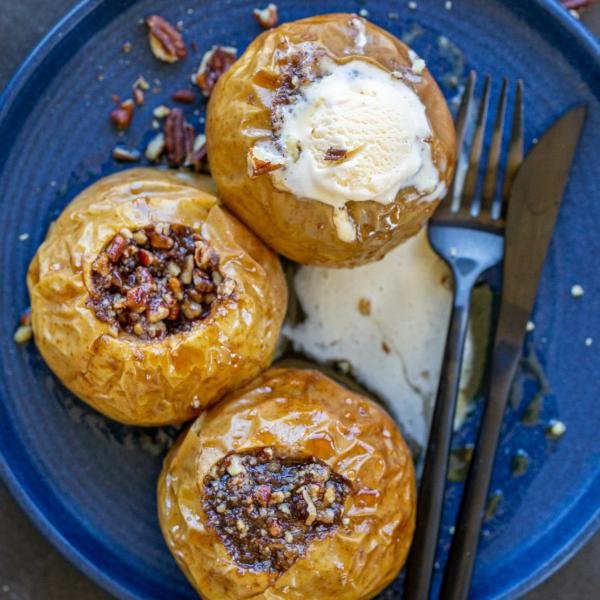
[
  {"left": 501, "top": 80, "right": 524, "bottom": 214},
  {"left": 438, "top": 71, "right": 476, "bottom": 213},
  {"left": 461, "top": 76, "right": 491, "bottom": 212},
  {"left": 480, "top": 78, "right": 508, "bottom": 218}
]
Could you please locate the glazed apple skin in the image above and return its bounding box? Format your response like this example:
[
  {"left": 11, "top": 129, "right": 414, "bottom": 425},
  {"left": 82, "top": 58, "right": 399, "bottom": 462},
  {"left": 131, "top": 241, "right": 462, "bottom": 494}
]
[
  {"left": 158, "top": 368, "right": 416, "bottom": 599},
  {"left": 27, "top": 168, "right": 287, "bottom": 425},
  {"left": 207, "top": 13, "right": 456, "bottom": 267}
]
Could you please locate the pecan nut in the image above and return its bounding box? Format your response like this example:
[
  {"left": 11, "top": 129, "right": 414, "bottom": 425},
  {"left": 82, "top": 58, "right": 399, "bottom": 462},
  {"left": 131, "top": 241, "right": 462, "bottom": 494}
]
[
  {"left": 171, "top": 89, "right": 196, "bottom": 104},
  {"left": 194, "top": 46, "right": 237, "bottom": 97},
  {"left": 253, "top": 3, "right": 279, "bottom": 29},
  {"left": 109, "top": 99, "right": 134, "bottom": 129},
  {"left": 163, "top": 108, "right": 195, "bottom": 167},
  {"left": 247, "top": 145, "right": 285, "bottom": 178},
  {"left": 145, "top": 15, "right": 187, "bottom": 63}
]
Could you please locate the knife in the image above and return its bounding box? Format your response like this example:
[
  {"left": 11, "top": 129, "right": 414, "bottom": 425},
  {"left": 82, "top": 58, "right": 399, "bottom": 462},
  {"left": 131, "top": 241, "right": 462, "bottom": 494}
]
[{"left": 438, "top": 105, "right": 587, "bottom": 600}]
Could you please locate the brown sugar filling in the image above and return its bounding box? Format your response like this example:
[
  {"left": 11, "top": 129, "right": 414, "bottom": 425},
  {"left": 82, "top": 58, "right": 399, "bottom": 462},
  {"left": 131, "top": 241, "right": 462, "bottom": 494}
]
[
  {"left": 87, "top": 223, "right": 235, "bottom": 340},
  {"left": 203, "top": 447, "right": 351, "bottom": 573}
]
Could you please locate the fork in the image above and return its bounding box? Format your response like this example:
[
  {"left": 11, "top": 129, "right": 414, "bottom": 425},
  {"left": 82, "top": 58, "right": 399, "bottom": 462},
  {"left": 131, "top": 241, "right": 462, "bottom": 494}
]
[{"left": 403, "top": 72, "right": 524, "bottom": 600}]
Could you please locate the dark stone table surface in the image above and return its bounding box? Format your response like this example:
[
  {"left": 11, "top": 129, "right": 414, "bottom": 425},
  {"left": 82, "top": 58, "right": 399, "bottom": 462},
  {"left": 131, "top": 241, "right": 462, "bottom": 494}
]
[{"left": 0, "top": 1, "right": 598, "bottom": 598}]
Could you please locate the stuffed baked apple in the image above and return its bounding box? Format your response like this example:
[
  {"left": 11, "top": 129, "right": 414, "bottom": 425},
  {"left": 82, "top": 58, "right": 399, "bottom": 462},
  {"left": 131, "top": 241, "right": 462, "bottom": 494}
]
[
  {"left": 158, "top": 368, "right": 416, "bottom": 599},
  {"left": 207, "top": 13, "right": 456, "bottom": 267},
  {"left": 27, "top": 168, "right": 287, "bottom": 425}
]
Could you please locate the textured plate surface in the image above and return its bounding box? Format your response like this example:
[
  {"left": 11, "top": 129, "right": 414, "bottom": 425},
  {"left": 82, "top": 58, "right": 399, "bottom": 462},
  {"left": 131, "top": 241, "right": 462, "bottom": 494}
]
[{"left": 0, "top": 1, "right": 599, "bottom": 599}]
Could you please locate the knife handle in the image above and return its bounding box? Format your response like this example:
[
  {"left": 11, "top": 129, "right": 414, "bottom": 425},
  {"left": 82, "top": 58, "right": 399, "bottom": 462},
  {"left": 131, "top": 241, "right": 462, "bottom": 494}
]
[
  {"left": 404, "top": 278, "right": 475, "bottom": 600},
  {"left": 440, "top": 338, "right": 522, "bottom": 600}
]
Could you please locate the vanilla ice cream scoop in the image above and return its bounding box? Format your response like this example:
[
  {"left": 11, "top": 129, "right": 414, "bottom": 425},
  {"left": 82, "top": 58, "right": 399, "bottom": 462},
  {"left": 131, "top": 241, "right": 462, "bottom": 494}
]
[{"left": 271, "top": 60, "right": 443, "bottom": 216}]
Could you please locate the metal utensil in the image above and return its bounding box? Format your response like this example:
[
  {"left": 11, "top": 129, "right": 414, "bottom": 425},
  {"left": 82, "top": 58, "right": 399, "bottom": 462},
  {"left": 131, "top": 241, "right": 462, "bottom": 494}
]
[
  {"left": 440, "top": 104, "right": 587, "bottom": 600},
  {"left": 404, "top": 73, "right": 524, "bottom": 600}
]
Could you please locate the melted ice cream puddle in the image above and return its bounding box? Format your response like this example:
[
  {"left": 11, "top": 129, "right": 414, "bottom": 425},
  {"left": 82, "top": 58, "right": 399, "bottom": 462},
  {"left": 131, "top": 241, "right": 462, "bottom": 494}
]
[{"left": 284, "top": 230, "right": 491, "bottom": 448}]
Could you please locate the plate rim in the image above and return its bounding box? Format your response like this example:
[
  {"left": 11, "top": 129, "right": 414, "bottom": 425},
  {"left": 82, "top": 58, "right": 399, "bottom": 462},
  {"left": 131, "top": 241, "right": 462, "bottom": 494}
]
[{"left": 0, "top": 1, "right": 599, "bottom": 599}]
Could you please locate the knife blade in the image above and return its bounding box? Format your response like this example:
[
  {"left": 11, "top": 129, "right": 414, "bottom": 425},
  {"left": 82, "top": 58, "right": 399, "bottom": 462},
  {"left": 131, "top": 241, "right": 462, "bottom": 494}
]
[{"left": 439, "top": 105, "right": 587, "bottom": 600}]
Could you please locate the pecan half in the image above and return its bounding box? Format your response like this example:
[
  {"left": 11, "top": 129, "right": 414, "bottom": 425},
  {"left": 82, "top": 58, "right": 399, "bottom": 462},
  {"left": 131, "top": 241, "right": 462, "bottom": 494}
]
[
  {"left": 163, "top": 108, "right": 195, "bottom": 166},
  {"left": 253, "top": 3, "right": 279, "bottom": 29},
  {"left": 194, "top": 46, "right": 237, "bottom": 97},
  {"left": 109, "top": 99, "right": 134, "bottom": 129},
  {"left": 145, "top": 15, "right": 187, "bottom": 63}
]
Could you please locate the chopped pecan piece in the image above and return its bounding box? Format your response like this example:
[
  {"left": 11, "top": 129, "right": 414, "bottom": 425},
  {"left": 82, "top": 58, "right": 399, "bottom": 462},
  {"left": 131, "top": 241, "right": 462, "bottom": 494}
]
[
  {"left": 126, "top": 287, "right": 148, "bottom": 313},
  {"left": 253, "top": 4, "right": 279, "bottom": 29},
  {"left": 112, "top": 146, "right": 140, "bottom": 162},
  {"left": 193, "top": 269, "right": 215, "bottom": 292},
  {"left": 194, "top": 46, "right": 237, "bottom": 97},
  {"left": 147, "top": 303, "right": 170, "bottom": 323},
  {"left": 145, "top": 133, "right": 165, "bottom": 162},
  {"left": 109, "top": 99, "right": 134, "bottom": 129},
  {"left": 137, "top": 248, "right": 154, "bottom": 266},
  {"left": 92, "top": 254, "right": 111, "bottom": 277},
  {"left": 133, "top": 87, "right": 145, "bottom": 106},
  {"left": 185, "top": 134, "right": 208, "bottom": 171},
  {"left": 105, "top": 234, "right": 127, "bottom": 263},
  {"left": 247, "top": 145, "right": 285, "bottom": 177},
  {"left": 171, "top": 89, "right": 196, "bottom": 104},
  {"left": 145, "top": 15, "right": 187, "bottom": 63},
  {"left": 324, "top": 147, "right": 347, "bottom": 161},
  {"left": 148, "top": 230, "right": 174, "bottom": 250}
]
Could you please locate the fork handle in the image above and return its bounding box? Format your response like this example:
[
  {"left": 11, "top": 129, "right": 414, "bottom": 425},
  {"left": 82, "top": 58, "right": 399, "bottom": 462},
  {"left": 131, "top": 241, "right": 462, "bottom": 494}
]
[
  {"left": 440, "top": 338, "right": 521, "bottom": 600},
  {"left": 404, "top": 277, "right": 475, "bottom": 600}
]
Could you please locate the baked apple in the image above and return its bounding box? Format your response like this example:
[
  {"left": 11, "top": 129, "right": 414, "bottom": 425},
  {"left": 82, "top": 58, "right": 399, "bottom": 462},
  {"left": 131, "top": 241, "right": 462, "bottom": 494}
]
[
  {"left": 27, "top": 168, "right": 287, "bottom": 425},
  {"left": 207, "top": 13, "right": 456, "bottom": 267},
  {"left": 158, "top": 367, "right": 416, "bottom": 599}
]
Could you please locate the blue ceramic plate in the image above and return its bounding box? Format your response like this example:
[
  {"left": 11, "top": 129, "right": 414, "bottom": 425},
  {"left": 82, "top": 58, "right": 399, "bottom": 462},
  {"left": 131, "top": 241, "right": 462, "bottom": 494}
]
[{"left": 0, "top": 1, "right": 598, "bottom": 598}]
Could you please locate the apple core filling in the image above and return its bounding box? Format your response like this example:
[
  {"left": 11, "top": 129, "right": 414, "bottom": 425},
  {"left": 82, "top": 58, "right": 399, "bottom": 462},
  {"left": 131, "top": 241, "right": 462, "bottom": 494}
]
[
  {"left": 204, "top": 447, "right": 351, "bottom": 573},
  {"left": 88, "top": 223, "right": 235, "bottom": 340}
]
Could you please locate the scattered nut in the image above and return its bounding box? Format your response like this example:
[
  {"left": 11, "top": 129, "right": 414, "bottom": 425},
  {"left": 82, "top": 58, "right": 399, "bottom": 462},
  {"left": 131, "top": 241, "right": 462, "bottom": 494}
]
[
  {"left": 194, "top": 46, "right": 237, "bottom": 97},
  {"left": 153, "top": 105, "right": 171, "bottom": 119},
  {"left": 171, "top": 89, "right": 196, "bottom": 104},
  {"left": 109, "top": 99, "right": 134, "bottom": 129},
  {"left": 145, "top": 132, "right": 165, "bottom": 162},
  {"left": 112, "top": 146, "right": 141, "bottom": 162},
  {"left": 122, "top": 41, "right": 133, "bottom": 53},
  {"left": 133, "top": 87, "right": 145, "bottom": 105},
  {"left": 164, "top": 108, "right": 195, "bottom": 166},
  {"left": 14, "top": 325, "right": 33, "bottom": 344},
  {"left": 247, "top": 144, "right": 284, "bottom": 177},
  {"left": 145, "top": 15, "right": 187, "bottom": 63},
  {"left": 133, "top": 75, "right": 150, "bottom": 90},
  {"left": 253, "top": 3, "right": 279, "bottom": 29}
]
